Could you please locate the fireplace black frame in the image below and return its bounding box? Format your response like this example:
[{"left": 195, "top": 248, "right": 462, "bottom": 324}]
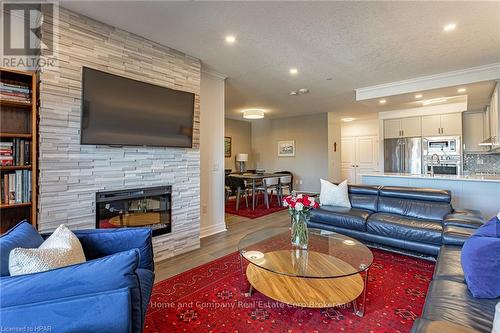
[{"left": 95, "top": 186, "right": 172, "bottom": 236}]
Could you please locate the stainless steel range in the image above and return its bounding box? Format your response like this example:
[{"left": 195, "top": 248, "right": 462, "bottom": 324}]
[{"left": 423, "top": 136, "right": 462, "bottom": 175}]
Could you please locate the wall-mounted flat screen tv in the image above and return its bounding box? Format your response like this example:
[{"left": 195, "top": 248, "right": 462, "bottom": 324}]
[{"left": 81, "top": 67, "right": 195, "bottom": 148}]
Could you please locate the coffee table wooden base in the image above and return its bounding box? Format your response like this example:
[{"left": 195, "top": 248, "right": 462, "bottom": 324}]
[{"left": 246, "top": 263, "right": 364, "bottom": 308}]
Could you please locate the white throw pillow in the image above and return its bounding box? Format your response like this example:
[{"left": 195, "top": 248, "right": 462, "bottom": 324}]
[
  {"left": 9, "top": 224, "right": 86, "bottom": 276},
  {"left": 319, "top": 179, "right": 351, "bottom": 208}
]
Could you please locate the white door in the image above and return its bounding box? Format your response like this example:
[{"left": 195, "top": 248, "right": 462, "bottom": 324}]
[
  {"left": 401, "top": 117, "right": 421, "bottom": 137},
  {"left": 384, "top": 119, "right": 401, "bottom": 139},
  {"left": 356, "top": 136, "right": 378, "bottom": 168},
  {"left": 341, "top": 167, "right": 356, "bottom": 184},
  {"left": 421, "top": 115, "right": 442, "bottom": 136},
  {"left": 341, "top": 138, "right": 356, "bottom": 168},
  {"left": 441, "top": 113, "right": 462, "bottom": 136}
]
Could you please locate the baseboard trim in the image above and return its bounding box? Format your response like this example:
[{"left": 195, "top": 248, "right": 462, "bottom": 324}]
[{"left": 200, "top": 223, "right": 227, "bottom": 238}]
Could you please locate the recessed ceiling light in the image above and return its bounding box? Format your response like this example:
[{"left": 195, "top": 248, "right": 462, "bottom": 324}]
[
  {"left": 379, "top": 99, "right": 387, "bottom": 104},
  {"left": 457, "top": 88, "right": 467, "bottom": 93},
  {"left": 289, "top": 91, "right": 298, "bottom": 96},
  {"left": 298, "top": 88, "right": 309, "bottom": 94},
  {"left": 415, "top": 94, "right": 423, "bottom": 99},
  {"left": 443, "top": 23, "right": 457, "bottom": 32},
  {"left": 342, "top": 118, "right": 355, "bottom": 122},
  {"left": 289, "top": 68, "right": 298, "bottom": 75},
  {"left": 242, "top": 109, "right": 265, "bottom": 119},
  {"left": 225, "top": 35, "right": 236, "bottom": 44}
]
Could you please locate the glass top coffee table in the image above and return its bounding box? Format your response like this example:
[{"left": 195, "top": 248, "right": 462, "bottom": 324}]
[{"left": 238, "top": 227, "right": 373, "bottom": 316}]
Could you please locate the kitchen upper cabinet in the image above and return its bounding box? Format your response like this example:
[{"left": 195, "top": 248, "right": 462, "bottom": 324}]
[
  {"left": 421, "top": 115, "right": 442, "bottom": 136},
  {"left": 341, "top": 135, "right": 379, "bottom": 184},
  {"left": 441, "top": 113, "right": 462, "bottom": 136},
  {"left": 384, "top": 117, "right": 421, "bottom": 138},
  {"left": 489, "top": 83, "right": 499, "bottom": 147},
  {"left": 422, "top": 113, "right": 462, "bottom": 136},
  {"left": 463, "top": 111, "right": 489, "bottom": 152}
]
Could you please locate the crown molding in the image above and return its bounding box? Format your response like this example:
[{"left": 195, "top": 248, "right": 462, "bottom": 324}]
[
  {"left": 201, "top": 64, "right": 227, "bottom": 80},
  {"left": 356, "top": 63, "right": 500, "bottom": 101}
]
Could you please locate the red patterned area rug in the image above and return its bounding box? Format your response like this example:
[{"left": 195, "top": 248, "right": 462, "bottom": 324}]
[
  {"left": 145, "top": 249, "right": 435, "bottom": 333},
  {"left": 225, "top": 194, "right": 287, "bottom": 219}
]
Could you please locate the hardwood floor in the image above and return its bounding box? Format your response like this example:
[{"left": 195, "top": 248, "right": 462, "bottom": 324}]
[{"left": 154, "top": 210, "right": 290, "bottom": 282}]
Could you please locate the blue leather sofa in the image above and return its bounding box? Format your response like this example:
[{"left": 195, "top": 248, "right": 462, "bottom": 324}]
[
  {"left": 0, "top": 221, "right": 155, "bottom": 333},
  {"left": 309, "top": 185, "right": 484, "bottom": 255},
  {"left": 309, "top": 185, "right": 498, "bottom": 332}
]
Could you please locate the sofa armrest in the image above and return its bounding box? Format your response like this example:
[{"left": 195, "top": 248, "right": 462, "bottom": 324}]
[
  {"left": 74, "top": 227, "right": 154, "bottom": 271},
  {"left": 1, "top": 288, "right": 132, "bottom": 333},
  {"left": 442, "top": 225, "right": 476, "bottom": 246},
  {"left": 443, "top": 213, "right": 484, "bottom": 229},
  {"left": 0, "top": 249, "right": 139, "bottom": 308}
]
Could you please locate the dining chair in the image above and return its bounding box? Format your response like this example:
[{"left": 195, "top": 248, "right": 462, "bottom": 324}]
[
  {"left": 229, "top": 177, "right": 249, "bottom": 210},
  {"left": 278, "top": 175, "right": 293, "bottom": 197},
  {"left": 255, "top": 177, "right": 280, "bottom": 209}
]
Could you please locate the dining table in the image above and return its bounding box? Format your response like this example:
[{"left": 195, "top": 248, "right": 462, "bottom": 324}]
[{"left": 228, "top": 173, "right": 290, "bottom": 210}]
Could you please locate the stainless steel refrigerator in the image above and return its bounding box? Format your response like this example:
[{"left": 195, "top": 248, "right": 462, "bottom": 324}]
[{"left": 384, "top": 137, "right": 422, "bottom": 174}]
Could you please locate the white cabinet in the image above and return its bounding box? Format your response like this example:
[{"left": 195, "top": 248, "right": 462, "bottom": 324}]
[
  {"left": 384, "top": 117, "right": 421, "bottom": 138},
  {"left": 463, "top": 111, "right": 489, "bottom": 152},
  {"left": 489, "top": 83, "right": 499, "bottom": 147},
  {"left": 422, "top": 113, "right": 462, "bottom": 136},
  {"left": 341, "top": 135, "right": 379, "bottom": 184}
]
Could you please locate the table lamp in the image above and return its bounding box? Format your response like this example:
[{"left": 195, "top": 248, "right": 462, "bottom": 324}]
[{"left": 236, "top": 153, "right": 248, "bottom": 173}]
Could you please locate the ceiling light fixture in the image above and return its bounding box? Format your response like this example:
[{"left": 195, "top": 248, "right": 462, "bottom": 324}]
[
  {"left": 443, "top": 23, "right": 457, "bottom": 32},
  {"left": 243, "top": 109, "right": 265, "bottom": 119},
  {"left": 298, "top": 88, "right": 309, "bottom": 94},
  {"left": 289, "top": 68, "right": 298, "bottom": 75},
  {"left": 379, "top": 99, "right": 387, "bottom": 104},
  {"left": 342, "top": 118, "right": 355, "bottom": 122},
  {"left": 415, "top": 94, "right": 423, "bottom": 99},
  {"left": 457, "top": 87, "right": 467, "bottom": 93},
  {"left": 289, "top": 91, "right": 298, "bottom": 96},
  {"left": 225, "top": 35, "right": 236, "bottom": 44},
  {"left": 422, "top": 97, "right": 449, "bottom": 106}
]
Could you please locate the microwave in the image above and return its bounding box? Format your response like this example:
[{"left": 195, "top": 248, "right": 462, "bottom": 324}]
[{"left": 423, "top": 136, "right": 461, "bottom": 155}]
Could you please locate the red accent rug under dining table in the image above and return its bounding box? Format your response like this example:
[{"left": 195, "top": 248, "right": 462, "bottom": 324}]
[
  {"left": 225, "top": 194, "right": 287, "bottom": 219},
  {"left": 144, "top": 248, "right": 435, "bottom": 333}
]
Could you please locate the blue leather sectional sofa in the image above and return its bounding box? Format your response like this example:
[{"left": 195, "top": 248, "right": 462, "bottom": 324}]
[{"left": 309, "top": 185, "right": 498, "bottom": 332}]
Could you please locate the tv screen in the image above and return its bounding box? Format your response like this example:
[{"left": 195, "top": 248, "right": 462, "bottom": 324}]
[{"left": 81, "top": 67, "right": 195, "bottom": 147}]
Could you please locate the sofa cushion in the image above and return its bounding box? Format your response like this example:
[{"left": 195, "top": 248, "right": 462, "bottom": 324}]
[
  {"left": 348, "top": 185, "right": 379, "bottom": 211},
  {"left": 434, "top": 245, "right": 464, "bottom": 283},
  {"left": 411, "top": 319, "right": 481, "bottom": 333},
  {"left": 422, "top": 279, "right": 499, "bottom": 332},
  {"left": 444, "top": 213, "right": 484, "bottom": 229},
  {"left": 0, "top": 221, "right": 44, "bottom": 277},
  {"left": 443, "top": 225, "right": 475, "bottom": 246},
  {"left": 310, "top": 206, "right": 371, "bottom": 231},
  {"left": 378, "top": 187, "right": 452, "bottom": 221},
  {"left": 461, "top": 215, "right": 500, "bottom": 298},
  {"left": 367, "top": 213, "right": 443, "bottom": 244}
]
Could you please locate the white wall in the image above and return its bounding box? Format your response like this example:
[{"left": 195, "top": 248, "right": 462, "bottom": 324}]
[
  {"left": 200, "top": 69, "right": 226, "bottom": 238},
  {"left": 328, "top": 113, "right": 342, "bottom": 182},
  {"left": 251, "top": 114, "right": 328, "bottom": 191},
  {"left": 341, "top": 118, "right": 379, "bottom": 137}
]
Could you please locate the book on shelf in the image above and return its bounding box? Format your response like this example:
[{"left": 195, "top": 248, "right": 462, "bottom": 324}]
[
  {"left": 1, "top": 170, "right": 31, "bottom": 205},
  {"left": 0, "top": 139, "right": 30, "bottom": 166},
  {"left": 0, "top": 80, "right": 31, "bottom": 103}
]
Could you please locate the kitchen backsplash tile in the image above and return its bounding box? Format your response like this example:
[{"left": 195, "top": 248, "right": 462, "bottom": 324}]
[{"left": 464, "top": 153, "right": 500, "bottom": 175}]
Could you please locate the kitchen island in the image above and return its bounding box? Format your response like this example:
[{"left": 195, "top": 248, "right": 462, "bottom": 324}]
[{"left": 361, "top": 173, "right": 500, "bottom": 218}]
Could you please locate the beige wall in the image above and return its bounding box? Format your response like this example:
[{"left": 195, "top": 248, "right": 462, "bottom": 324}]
[
  {"left": 251, "top": 114, "right": 329, "bottom": 191},
  {"left": 224, "top": 119, "right": 253, "bottom": 171}
]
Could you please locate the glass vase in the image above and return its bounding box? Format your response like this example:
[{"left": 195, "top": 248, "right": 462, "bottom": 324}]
[{"left": 291, "top": 212, "right": 309, "bottom": 250}]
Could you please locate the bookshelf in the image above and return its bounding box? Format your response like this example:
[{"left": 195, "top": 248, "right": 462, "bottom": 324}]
[{"left": 0, "top": 67, "right": 37, "bottom": 234}]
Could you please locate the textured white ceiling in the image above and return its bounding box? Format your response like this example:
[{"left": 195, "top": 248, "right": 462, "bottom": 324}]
[{"left": 61, "top": 1, "right": 500, "bottom": 119}]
